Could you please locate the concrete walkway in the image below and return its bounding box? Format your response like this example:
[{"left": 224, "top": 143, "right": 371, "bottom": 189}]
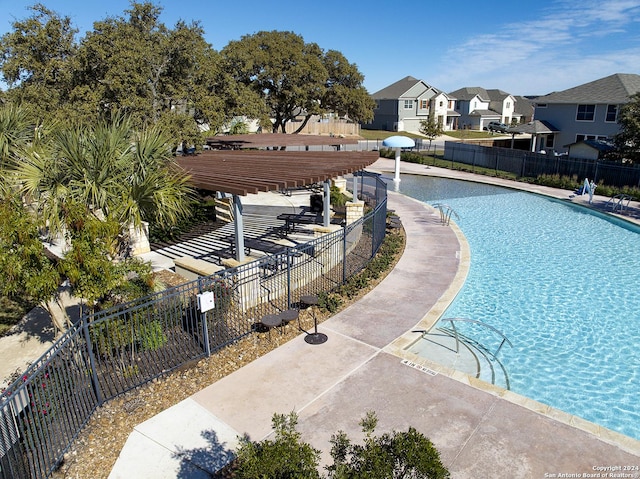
[{"left": 110, "top": 169, "right": 640, "bottom": 478}]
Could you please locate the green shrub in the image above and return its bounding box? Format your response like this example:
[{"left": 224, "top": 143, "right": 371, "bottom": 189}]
[
  {"left": 139, "top": 319, "right": 167, "bottom": 350},
  {"left": 234, "top": 412, "right": 321, "bottom": 479},
  {"left": 318, "top": 292, "right": 342, "bottom": 314},
  {"left": 91, "top": 312, "right": 167, "bottom": 357},
  {"left": 231, "top": 411, "right": 450, "bottom": 479},
  {"left": 379, "top": 148, "right": 430, "bottom": 165},
  {"left": 330, "top": 185, "right": 349, "bottom": 207},
  {"left": 328, "top": 411, "right": 450, "bottom": 479}
]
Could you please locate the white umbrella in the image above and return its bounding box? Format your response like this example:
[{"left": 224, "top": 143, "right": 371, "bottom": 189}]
[{"left": 382, "top": 135, "right": 415, "bottom": 182}]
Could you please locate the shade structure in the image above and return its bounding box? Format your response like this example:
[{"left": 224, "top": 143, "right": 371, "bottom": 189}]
[
  {"left": 175, "top": 140, "right": 378, "bottom": 263},
  {"left": 177, "top": 150, "right": 379, "bottom": 196},
  {"left": 382, "top": 136, "right": 415, "bottom": 182},
  {"left": 382, "top": 135, "right": 416, "bottom": 149},
  {"left": 508, "top": 120, "right": 558, "bottom": 152}
]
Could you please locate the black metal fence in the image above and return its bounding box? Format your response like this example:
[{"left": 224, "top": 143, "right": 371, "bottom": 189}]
[
  {"left": 444, "top": 141, "right": 640, "bottom": 188},
  {"left": 0, "top": 172, "right": 387, "bottom": 479}
]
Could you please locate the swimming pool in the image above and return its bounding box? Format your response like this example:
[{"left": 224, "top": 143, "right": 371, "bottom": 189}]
[{"left": 394, "top": 174, "right": 640, "bottom": 441}]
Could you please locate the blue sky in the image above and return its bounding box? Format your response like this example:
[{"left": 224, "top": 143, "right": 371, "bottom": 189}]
[{"left": 1, "top": 0, "right": 640, "bottom": 96}]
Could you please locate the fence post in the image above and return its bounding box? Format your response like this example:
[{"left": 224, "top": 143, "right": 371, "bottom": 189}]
[
  {"left": 371, "top": 208, "right": 376, "bottom": 258},
  {"left": 201, "top": 310, "right": 211, "bottom": 357},
  {"left": 342, "top": 225, "right": 348, "bottom": 285},
  {"left": 197, "top": 277, "right": 211, "bottom": 357},
  {"left": 81, "top": 317, "right": 104, "bottom": 405},
  {"left": 286, "top": 248, "right": 292, "bottom": 308},
  {"left": 521, "top": 155, "right": 526, "bottom": 178}
]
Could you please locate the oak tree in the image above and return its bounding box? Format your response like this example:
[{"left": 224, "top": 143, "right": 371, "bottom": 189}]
[{"left": 222, "top": 31, "right": 373, "bottom": 133}]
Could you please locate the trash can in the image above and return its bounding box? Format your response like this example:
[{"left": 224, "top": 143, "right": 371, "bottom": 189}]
[{"left": 310, "top": 194, "right": 323, "bottom": 213}]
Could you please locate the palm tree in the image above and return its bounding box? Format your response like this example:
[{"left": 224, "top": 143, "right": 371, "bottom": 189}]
[
  {"left": 0, "top": 103, "right": 34, "bottom": 166},
  {"left": 17, "top": 114, "right": 195, "bottom": 254}
]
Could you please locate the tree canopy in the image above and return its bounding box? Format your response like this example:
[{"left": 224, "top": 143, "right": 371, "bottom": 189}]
[
  {"left": 1, "top": 3, "right": 374, "bottom": 137},
  {"left": 419, "top": 112, "right": 444, "bottom": 149},
  {"left": 612, "top": 92, "right": 640, "bottom": 163},
  {"left": 0, "top": 3, "right": 77, "bottom": 120},
  {"left": 222, "top": 30, "right": 374, "bottom": 133}
]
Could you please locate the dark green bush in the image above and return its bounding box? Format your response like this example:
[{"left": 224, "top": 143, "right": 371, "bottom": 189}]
[
  {"left": 328, "top": 412, "right": 450, "bottom": 479},
  {"left": 318, "top": 292, "right": 342, "bottom": 314},
  {"left": 231, "top": 411, "right": 450, "bottom": 479},
  {"left": 330, "top": 185, "right": 349, "bottom": 207},
  {"left": 234, "top": 412, "right": 321, "bottom": 479}
]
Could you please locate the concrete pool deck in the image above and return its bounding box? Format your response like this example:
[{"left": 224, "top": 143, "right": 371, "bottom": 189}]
[{"left": 109, "top": 160, "right": 640, "bottom": 478}]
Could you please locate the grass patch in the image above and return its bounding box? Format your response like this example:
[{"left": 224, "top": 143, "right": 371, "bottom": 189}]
[
  {"left": 0, "top": 295, "right": 37, "bottom": 337},
  {"left": 445, "top": 130, "right": 496, "bottom": 140},
  {"left": 359, "top": 129, "right": 427, "bottom": 141}
]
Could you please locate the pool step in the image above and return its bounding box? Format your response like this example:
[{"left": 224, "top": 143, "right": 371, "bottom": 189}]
[{"left": 407, "top": 328, "right": 510, "bottom": 389}]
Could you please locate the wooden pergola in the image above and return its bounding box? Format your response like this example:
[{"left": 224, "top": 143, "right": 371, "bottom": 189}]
[
  {"left": 175, "top": 137, "right": 378, "bottom": 262},
  {"left": 205, "top": 133, "right": 360, "bottom": 150},
  {"left": 176, "top": 150, "right": 378, "bottom": 196}
]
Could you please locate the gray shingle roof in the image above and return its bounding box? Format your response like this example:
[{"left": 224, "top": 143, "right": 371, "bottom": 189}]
[
  {"left": 371, "top": 76, "right": 421, "bottom": 99},
  {"left": 469, "top": 109, "right": 500, "bottom": 117},
  {"left": 448, "top": 87, "right": 490, "bottom": 101},
  {"left": 513, "top": 95, "right": 534, "bottom": 116},
  {"left": 534, "top": 73, "right": 640, "bottom": 104},
  {"left": 485, "top": 89, "right": 512, "bottom": 101},
  {"left": 510, "top": 120, "right": 558, "bottom": 134}
]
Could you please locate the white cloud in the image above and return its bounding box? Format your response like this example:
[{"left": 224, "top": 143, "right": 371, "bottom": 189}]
[{"left": 427, "top": 0, "right": 640, "bottom": 95}]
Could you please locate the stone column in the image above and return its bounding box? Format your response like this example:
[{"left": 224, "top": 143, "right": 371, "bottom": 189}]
[{"left": 345, "top": 200, "right": 364, "bottom": 224}]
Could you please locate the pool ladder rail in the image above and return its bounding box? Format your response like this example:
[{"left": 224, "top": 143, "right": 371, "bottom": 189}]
[
  {"left": 604, "top": 194, "right": 634, "bottom": 213},
  {"left": 432, "top": 203, "right": 460, "bottom": 225},
  {"left": 413, "top": 318, "right": 512, "bottom": 389}
]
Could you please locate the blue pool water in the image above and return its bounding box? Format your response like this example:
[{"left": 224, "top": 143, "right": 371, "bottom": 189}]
[{"left": 394, "top": 174, "right": 640, "bottom": 441}]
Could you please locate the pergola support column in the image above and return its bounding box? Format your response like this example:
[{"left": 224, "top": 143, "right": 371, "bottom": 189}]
[
  {"left": 323, "top": 180, "right": 331, "bottom": 228},
  {"left": 233, "top": 195, "right": 245, "bottom": 262}
]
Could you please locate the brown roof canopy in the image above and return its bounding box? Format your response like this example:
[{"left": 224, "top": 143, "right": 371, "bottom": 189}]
[
  {"left": 205, "top": 133, "right": 360, "bottom": 149},
  {"left": 176, "top": 150, "right": 379, "bottom": 196}
]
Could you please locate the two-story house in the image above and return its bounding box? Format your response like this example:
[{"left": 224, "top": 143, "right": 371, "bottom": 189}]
[
  {"left": 448, "top": 87, "right": 520, "bottom": 130},
  {"left": 363, "top": 76, "right": 457, "bottom": 132},
  {"left": 532, "top": 73, "right": 640, "bottom": 155}
]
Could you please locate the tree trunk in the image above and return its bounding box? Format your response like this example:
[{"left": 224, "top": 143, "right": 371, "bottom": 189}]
[{"left": 292, "top": 115, "right": 312, "bottom": 134}]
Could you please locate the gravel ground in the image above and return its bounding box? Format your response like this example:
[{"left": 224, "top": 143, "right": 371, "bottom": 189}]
[{"left": 52, "top": 229, "right": 405, "bottom": 479}]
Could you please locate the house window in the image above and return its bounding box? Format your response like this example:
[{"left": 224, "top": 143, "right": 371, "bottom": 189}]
[
  {"left": 545, "top": 135, "right": 555, "bottom": 148},
  {"left": 606, "top": 105, "right": 618, "bottom": 122},
  {"left": 439, "top": 101, "right": 443, "bottom": 107},
  {"left": 404, "top": 100, "right": 413, "bottom": 109},
  {"left": 420, "top": 99, "right": 428, "bottom": 109},
  {"left": 576, "top": 104, "right": 595, "bottom": 121},
  {"left": 576, "top": 134, "right": 597, "bottom": 142},
  {"left": 506, "top": 101, "right": 511, "bottom": 108},
  {"left": 536, "top": 103, "right": 547, "bottom": 108}
]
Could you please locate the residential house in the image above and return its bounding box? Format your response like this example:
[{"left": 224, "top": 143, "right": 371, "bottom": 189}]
[
  {"left": 531, "top": 73, "right": 640, "bottom": 155},
  {"left": 448, "top": 87, "right": 520, "bottom": 130},
  {"left": 364, "top": 76, "right": 457, "bottom": 132},
  {"left": 513, "top": 95, "right": 534, "bottom": 124}
]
